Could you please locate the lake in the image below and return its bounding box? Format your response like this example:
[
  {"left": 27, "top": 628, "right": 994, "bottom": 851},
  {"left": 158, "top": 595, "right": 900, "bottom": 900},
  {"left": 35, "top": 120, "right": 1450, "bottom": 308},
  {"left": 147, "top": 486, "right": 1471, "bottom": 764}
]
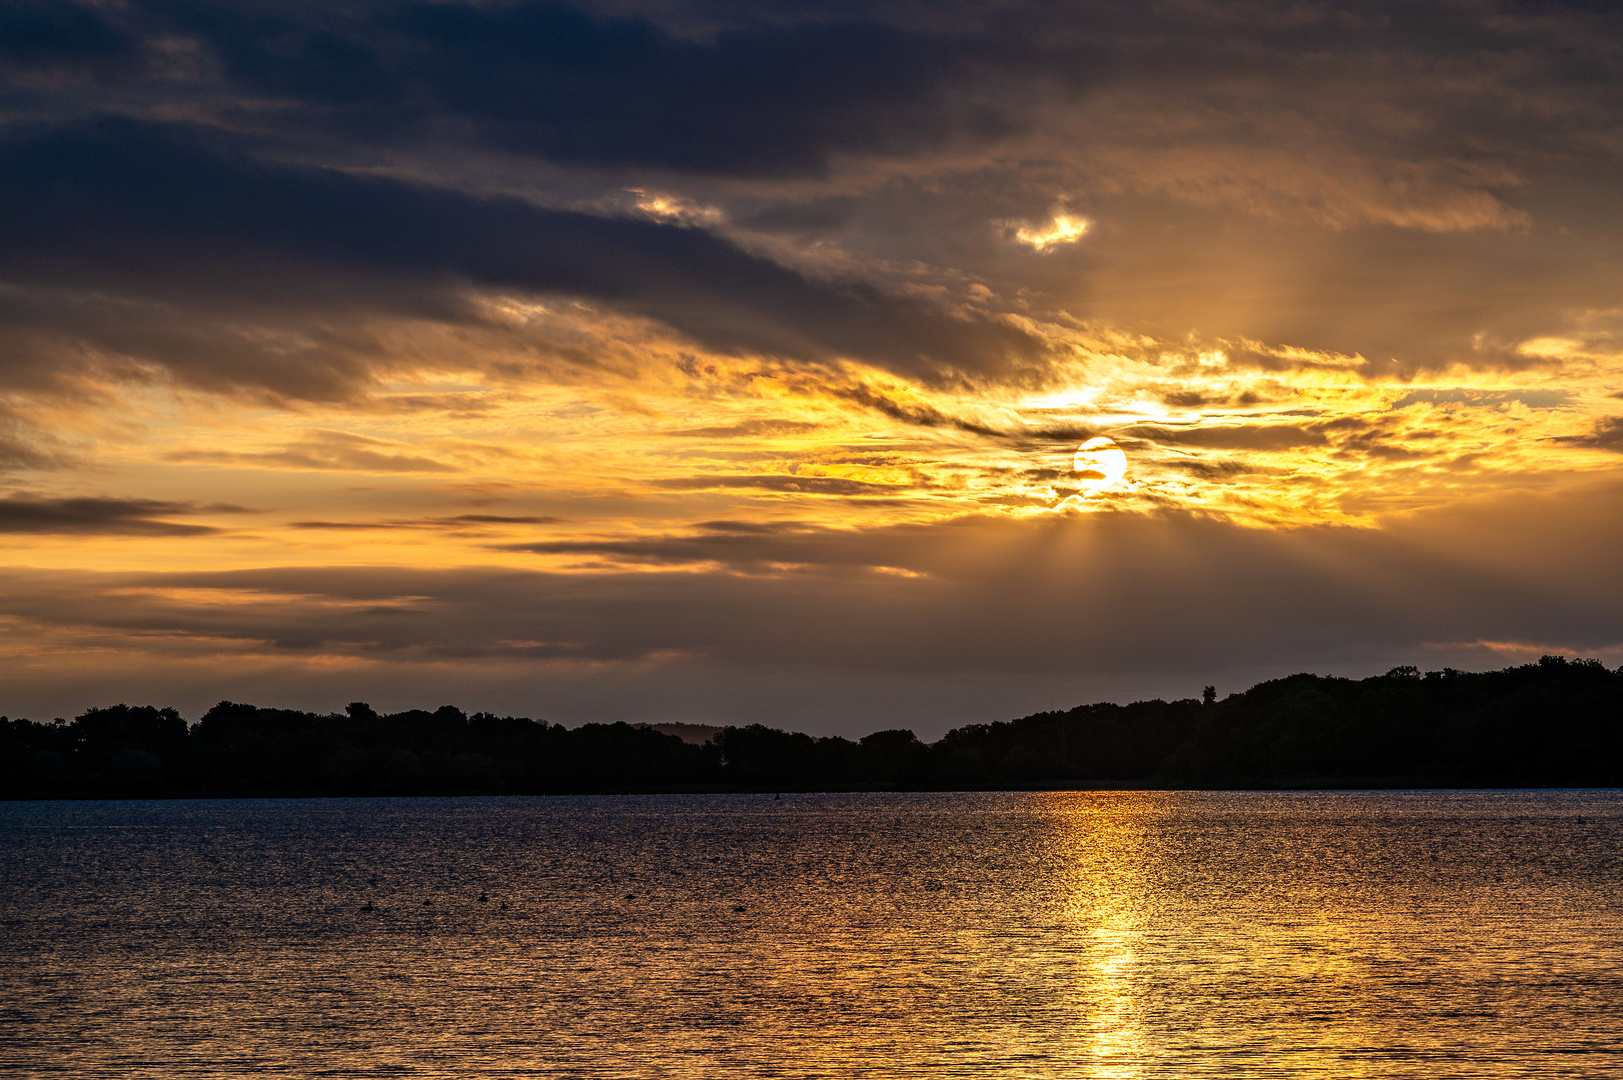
[{"left": 2, "top": 791, "right": 1620, "bottom": 1077}]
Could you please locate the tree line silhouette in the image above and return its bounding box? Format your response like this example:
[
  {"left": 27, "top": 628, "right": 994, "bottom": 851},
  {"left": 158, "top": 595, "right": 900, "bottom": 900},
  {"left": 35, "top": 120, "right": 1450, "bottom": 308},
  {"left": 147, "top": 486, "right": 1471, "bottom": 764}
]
[{"left": 3, "top": 656, "right": 1620, "bottom": 796}]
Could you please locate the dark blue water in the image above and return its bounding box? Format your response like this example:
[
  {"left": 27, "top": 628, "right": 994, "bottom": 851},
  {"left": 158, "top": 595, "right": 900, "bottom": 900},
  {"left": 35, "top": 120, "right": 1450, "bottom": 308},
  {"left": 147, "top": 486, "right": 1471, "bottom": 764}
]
[{"left": 2, "top": 791, "right": 1620, "bottom": 1077}]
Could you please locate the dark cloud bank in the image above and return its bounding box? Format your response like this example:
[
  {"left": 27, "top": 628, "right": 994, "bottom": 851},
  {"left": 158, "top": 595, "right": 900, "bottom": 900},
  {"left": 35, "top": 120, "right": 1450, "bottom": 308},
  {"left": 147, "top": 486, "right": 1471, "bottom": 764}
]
[
  {"left": 0, "top": 1, "right": 1094, "bottom": 401},
  {"left": 3, "top": 0, "right": 1622, "bottom": 396},
  {"left": 13, "top": 0, "right": 1620, "bottom": 176},
  {"left": 0, "top": 120, "right": 1040, "bottom": 399},
  {"left": 0, "top": 495, "right": 246, "bottom": 535}
]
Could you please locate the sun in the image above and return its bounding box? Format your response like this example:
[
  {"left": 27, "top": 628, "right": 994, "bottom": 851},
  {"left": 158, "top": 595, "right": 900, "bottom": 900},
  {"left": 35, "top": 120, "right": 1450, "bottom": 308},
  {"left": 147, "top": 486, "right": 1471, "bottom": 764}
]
[{"left": 1074, "top": 436, "right": 1127, "bottom": 492}]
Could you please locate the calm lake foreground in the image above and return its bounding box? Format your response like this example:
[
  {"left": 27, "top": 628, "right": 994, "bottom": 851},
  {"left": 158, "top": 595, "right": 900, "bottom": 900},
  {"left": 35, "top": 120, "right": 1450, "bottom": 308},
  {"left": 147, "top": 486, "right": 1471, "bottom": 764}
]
[{"left": 2, "top": 791, "right": 1620, "bottom": 1077}]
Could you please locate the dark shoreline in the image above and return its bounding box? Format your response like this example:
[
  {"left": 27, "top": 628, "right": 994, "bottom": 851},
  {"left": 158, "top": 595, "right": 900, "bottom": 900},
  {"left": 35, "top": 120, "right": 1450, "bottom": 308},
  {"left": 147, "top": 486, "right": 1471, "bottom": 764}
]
[{"left": 7, "top": 656, "right": 1622, "bottom": 798}]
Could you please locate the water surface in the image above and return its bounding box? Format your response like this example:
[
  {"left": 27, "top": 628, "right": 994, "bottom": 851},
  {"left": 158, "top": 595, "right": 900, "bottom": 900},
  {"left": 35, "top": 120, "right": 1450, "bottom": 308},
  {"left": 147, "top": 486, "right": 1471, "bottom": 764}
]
[{"left": 2, "top": 791, "right": 1620, "bottom": 1077}]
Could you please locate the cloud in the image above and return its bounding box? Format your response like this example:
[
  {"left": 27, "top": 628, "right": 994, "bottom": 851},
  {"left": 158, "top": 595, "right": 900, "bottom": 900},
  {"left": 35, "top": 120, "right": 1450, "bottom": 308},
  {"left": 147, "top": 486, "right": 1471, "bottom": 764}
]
[
  {"left": 0, "top": 2, "right": 142, "bottom": 78},
  {"left": 291, "top": 514, "right": 563, "bottom": 530},
  {"left": 452, "top": 514, "right": 563, "bottom": 525},
  {"left": 164, "top": 431, "right": 459, "bottom": 473},
  {"left": 0, "top": 1, "right": 1615, "bottom": 403},
  {"left": 1117, "top": 424, "right": 1329, "bottom": 451},
  {"left": 230, "top": 2, "right": 1005, "bottom": 177},
  {"left": 649, "top": 474, "right": 917, "bottom": 496},
  {"left": 1011, "top": 213, "right": 1091, "bottom": 251},
  {"left": 23, "top": 1, "right": 1617, "bottom": 186},
  {"left": 0, "top": 495, "right": 247, "bottom": 535},
  {"left": 0, "top": 120, "right": 1046, "bottom": 398},
  {"left": 829, "top": 382, "right": 1007, "bottom": 436},
  {"left": 1392, "top": 388, "right": 1576, "bottom": 410},
  {"left": 1553, "top": 415, "right": 1623, "bottom": 452},
  {"left": 1, "top": 483, "right": 1621, "bottom": 733},
  {"left": 663, "top": 419, "right": 822, "bottom": 438},
  {"left": 693, "top": 520, "right": 801, "bottom": 534},
  {"left": 16, "top": 487, "right": 1621, "bottom": 668},
  {"left": 495, "top": 523, "right": 881, "bottom": 567},
  {"left": 0, "top": 405, "right": 65, "bottom": 473}
]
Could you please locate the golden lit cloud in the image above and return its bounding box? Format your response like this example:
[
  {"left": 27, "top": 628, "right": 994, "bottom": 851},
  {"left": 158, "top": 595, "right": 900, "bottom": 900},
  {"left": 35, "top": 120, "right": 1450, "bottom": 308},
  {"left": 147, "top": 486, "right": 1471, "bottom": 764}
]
[{"left": 1011, "top": 213, "right": 1092, "bottom": 251}]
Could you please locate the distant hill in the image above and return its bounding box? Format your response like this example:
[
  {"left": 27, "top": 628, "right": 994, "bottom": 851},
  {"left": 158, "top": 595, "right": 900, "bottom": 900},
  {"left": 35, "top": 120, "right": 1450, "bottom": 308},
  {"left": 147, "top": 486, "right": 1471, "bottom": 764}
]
[
  {"left": 636, "top": 722, "right": 722, "bottom": 745},
  {"left": 2, "top": 657, "right": 1620, "bottom": 796}
]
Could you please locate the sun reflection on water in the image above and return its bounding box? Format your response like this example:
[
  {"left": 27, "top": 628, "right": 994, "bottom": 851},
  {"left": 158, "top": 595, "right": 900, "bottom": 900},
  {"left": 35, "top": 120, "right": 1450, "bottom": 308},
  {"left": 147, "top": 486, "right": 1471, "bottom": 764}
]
[{"left": 1043, "top": 793, "right": 1152, "bottom": 1078}]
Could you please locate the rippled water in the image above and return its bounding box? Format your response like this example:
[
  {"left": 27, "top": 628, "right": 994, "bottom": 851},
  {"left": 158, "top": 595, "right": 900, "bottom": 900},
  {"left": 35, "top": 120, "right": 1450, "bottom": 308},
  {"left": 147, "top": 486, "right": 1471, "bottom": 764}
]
[{"left": 2, "top": 791, "right": 1620, "bottom": 1077}]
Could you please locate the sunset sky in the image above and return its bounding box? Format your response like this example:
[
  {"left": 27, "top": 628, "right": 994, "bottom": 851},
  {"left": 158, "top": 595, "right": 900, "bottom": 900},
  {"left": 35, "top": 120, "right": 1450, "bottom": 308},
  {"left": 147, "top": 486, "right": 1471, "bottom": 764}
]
[{"left": 3, "top": 0, "right": 1622, "bottom": 734}]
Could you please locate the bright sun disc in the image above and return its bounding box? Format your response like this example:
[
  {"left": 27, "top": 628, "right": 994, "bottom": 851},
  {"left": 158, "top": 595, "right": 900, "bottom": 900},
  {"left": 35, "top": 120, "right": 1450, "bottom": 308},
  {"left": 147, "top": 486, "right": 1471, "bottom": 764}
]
[{"left": 1074, "top": 436, "right": 1127, "bottom": 491}]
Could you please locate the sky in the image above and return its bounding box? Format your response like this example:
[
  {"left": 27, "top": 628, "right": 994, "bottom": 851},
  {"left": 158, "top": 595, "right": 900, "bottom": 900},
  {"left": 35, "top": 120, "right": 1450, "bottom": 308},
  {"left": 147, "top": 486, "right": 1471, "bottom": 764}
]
[{"left": 2, "top": 0, "right": 1622, "bottom": 736}]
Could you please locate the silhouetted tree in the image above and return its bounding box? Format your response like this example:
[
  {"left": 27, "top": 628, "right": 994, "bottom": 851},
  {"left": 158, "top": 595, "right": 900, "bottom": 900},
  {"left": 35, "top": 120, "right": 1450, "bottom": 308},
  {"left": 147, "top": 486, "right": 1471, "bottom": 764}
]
[{"left": 2, "top": 659, "right": 1621, "bottom": 795}]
